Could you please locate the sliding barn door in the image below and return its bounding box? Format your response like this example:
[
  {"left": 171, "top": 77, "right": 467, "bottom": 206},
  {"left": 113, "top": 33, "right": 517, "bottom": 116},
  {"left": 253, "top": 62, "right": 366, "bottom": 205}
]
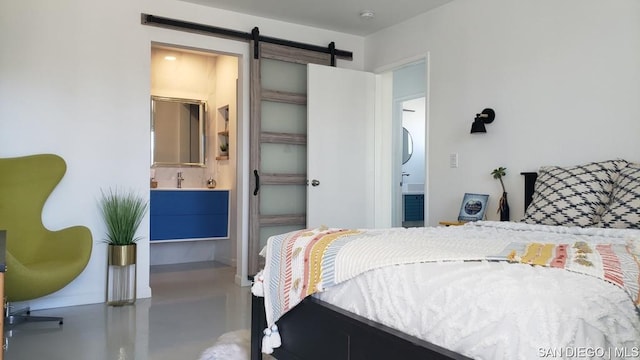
[
  {"left": 248, "top": 43, "right": 332, "bottom": 275},
  {"left": 248, "top": 46, "right": 377, "bottom": 275},
  {"left": 307, "top": 64, "right": 376, "bottom": 229}
]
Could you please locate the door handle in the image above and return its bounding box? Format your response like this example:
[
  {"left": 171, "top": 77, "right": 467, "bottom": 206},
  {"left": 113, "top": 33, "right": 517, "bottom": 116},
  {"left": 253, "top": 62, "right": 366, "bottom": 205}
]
[
  {"left": 253, "top": 170, "right": 260, "bottom": 196},
  {"left": 311, "top": 179, "right": 320, "bottom": 187}
]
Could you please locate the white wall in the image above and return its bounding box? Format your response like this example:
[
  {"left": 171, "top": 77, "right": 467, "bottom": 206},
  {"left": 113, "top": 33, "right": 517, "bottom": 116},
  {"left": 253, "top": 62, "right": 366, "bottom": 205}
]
[
  {"left": 1, "top": 0, "right": 154, "bottom": 309},
  {"left": 212, "top": 54, "right": 239, "bottom": 266},
  {"left": 0, "top": 0, "right": 364, "bottom": 309},
  {"left": 366, "top": 0, "right": 640, "bottom": 225}
]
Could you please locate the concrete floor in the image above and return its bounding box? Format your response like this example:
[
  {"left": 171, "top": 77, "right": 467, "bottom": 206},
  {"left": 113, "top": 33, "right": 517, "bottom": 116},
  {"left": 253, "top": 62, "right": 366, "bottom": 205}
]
[{"left": 5, "top": 262, "right": 251, "bottom": 360}]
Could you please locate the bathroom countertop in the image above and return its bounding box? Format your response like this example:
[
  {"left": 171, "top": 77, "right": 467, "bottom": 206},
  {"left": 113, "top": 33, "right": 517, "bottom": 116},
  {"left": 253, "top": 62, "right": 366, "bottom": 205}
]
[{"left": 150, "top": 187, "right": 229, "bottom": 191}]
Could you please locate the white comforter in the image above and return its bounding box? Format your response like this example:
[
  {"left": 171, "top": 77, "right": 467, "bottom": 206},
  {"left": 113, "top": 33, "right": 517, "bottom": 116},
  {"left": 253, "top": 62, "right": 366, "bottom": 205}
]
[{"left": 315, "top": 225, "right": 640, "bottom": 359}]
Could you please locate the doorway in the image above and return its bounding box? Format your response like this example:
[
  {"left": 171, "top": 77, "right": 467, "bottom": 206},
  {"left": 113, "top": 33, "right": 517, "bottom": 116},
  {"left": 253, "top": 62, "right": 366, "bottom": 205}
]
[
  {"left": 390, "top": 60, "right": 427, "bottom": 227},
  {"left": 149, "top": 43, "right": 239, "bottom": 268},
  {"left": 400, "top": 97, "right": 426, "bottom": 227}
]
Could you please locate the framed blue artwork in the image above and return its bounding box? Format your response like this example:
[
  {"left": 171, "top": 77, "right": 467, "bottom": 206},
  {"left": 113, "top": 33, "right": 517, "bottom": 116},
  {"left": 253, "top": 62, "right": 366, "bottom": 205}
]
[{"left": 458, "top": 193, "right": 489, "bottom": 221}]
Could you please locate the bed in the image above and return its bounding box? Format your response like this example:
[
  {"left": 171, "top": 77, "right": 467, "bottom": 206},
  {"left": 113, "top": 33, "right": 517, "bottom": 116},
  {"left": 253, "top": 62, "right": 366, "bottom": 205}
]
[{"left": 251, "top": 159, "right": 640, "bottom": 360}]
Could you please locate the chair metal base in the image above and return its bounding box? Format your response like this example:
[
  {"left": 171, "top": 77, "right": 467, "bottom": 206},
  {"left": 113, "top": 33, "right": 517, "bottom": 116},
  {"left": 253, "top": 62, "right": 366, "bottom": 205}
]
[{"left": 5, "top": 304, "right": 63, "bottom": 327}]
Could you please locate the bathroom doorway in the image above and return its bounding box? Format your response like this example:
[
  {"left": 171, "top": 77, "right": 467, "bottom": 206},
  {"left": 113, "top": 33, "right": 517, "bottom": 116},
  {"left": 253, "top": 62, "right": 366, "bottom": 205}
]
[{"left": 149, "top": 43, "right": 240, "bottom": 268}]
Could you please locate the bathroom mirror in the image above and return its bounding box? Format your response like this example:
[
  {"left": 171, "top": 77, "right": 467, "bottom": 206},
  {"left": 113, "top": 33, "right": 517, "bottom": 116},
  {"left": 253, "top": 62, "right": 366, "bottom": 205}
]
[
  {"left": 402, "top": 127, "right": 413, "bottom": 164},
  {"left": 151, "top": 96, "right": 206, "bottom": 167}
]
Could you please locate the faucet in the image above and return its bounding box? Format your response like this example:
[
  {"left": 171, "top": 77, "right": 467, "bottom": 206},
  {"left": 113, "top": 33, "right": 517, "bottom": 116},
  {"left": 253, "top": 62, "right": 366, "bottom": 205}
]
[{"left": 177, "top": 172, "right": 184, "bottom": 188}]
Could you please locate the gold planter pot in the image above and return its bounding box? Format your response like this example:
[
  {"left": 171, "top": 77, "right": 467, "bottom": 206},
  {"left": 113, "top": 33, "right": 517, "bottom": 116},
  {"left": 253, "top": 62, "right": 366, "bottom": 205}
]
[{"left": 106, "top": 244, "right": 137, "bottom": 306}]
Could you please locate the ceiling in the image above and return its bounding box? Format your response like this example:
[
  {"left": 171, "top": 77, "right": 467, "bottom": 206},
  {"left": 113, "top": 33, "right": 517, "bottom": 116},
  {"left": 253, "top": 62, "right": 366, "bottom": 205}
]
[{"left": 180, "top": 0, "right": 454, "bottom": 36}]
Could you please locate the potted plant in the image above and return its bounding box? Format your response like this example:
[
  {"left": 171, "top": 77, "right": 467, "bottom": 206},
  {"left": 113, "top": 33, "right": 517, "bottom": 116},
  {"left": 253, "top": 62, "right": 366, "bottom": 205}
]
[
  {"left": 99, "top": 188, "right": 148, "bottom": 305},
  {"left": 219, "top": 143, "right": 228, "bottom": 156},
  {"left": 491, "top": 167, "right": 510, "bottom": 221}
]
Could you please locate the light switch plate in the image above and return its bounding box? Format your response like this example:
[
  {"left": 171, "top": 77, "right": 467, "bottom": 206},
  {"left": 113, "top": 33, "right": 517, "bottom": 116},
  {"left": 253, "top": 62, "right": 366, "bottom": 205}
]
[{"left": 449, "top": 153, "right": 459, "bottom": 168}]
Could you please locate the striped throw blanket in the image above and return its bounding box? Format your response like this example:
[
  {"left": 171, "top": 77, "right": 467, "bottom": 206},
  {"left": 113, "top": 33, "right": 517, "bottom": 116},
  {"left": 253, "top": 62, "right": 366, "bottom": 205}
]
[
  {"left": 492, "top": 241, "right": 640, "bottom": 307},
  {"left": 252, "top": 222, "right": 640, "bottom": 354},
  {"left": 255, "top": 225, "right": 513, "bottom": 326}
]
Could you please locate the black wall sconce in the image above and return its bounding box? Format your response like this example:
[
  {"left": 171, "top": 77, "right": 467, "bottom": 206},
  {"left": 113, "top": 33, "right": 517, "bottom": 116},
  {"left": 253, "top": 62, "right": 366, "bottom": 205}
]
[{"left": 470, "top": 108, "right": 495, "bottom": 134}]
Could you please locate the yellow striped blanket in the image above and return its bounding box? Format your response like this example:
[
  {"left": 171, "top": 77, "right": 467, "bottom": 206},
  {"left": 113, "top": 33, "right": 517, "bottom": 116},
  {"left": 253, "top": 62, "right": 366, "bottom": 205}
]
[{"left": 493, "top": 241, "right": 640, "bottom": 307}]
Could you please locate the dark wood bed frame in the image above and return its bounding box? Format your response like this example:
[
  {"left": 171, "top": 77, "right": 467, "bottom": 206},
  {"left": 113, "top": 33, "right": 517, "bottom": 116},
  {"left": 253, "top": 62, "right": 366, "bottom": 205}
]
[{"left": 250, "top": 172, "right": 539, "bottom": 360}]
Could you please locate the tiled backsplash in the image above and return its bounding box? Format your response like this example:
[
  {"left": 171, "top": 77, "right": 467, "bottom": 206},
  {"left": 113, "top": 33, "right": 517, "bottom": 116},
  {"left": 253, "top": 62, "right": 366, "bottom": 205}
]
[{"left": 151, "top": 167, "right": 214, "bottom": 189}]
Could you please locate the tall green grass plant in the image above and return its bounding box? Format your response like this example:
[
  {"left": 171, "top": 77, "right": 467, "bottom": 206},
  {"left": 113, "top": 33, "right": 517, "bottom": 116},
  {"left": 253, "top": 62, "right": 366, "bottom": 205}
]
[{"left": 99, "top": 188, "right": 148, "bottom": 245}]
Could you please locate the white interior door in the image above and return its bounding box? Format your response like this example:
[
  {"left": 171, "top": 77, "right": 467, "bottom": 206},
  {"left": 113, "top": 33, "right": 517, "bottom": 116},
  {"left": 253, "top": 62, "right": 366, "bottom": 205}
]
[{"left": 307, "top": 64, "right": 376, "bottom": 229}]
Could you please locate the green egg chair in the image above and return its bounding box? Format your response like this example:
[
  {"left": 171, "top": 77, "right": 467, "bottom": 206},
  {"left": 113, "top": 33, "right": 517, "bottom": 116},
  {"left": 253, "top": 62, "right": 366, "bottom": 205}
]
[{"left": 0, "top": 154, "right": 92, "bottom": 325}]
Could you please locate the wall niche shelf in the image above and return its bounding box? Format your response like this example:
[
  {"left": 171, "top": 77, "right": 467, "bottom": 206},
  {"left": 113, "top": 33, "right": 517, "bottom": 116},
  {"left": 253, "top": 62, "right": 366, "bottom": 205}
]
[{"left": 217, "top": 105, "right": 230, "bottom": 160}]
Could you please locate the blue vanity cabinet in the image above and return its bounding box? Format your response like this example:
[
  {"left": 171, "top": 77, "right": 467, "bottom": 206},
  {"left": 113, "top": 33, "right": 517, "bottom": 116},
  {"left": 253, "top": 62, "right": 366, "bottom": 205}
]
[
  {"left": 403, "top": 194, "right": 424, "bottom": 222},
  {"left": 150, "top": 190, "right": 229, "bottom": 241}
]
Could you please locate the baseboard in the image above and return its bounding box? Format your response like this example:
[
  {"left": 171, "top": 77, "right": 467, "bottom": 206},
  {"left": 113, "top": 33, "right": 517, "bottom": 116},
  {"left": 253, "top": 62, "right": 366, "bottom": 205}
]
[
  {"left": 11, "top": 285, "right": 153, "bottom": 311},
  {"left": 235, "top": 274, "right": 251, "bottom": 287},
  {"left": 14, "top": 292, "right": 105, "bottom": 311}
]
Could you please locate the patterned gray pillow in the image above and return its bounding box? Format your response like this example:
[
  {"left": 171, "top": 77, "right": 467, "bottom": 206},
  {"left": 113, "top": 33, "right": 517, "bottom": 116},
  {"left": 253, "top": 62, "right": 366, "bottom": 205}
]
[
  {"left": 522, "top": 160, "right": 628, "bottom": 227},
  {"left": 597, "top": 163, "right": 640, "bottom": 229}
]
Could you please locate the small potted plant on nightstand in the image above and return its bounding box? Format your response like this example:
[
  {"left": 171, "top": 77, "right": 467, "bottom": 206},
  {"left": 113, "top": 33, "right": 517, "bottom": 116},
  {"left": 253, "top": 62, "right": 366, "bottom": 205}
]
[
  {"left": 491, "top": 167, "right": 510, "bottom": 221},
  {"left": 99, "top": 188, "right": 147, "bottom": 306}
]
